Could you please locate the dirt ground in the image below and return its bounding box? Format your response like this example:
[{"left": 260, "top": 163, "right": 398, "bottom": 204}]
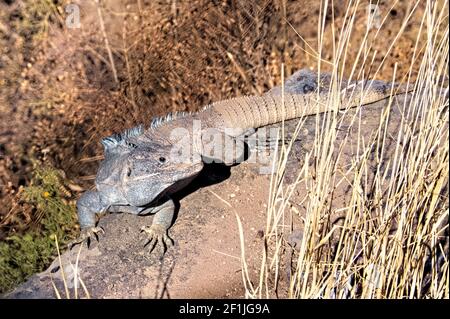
[{"left": 0, "top": 0, "right": 438, "bottom": 297}]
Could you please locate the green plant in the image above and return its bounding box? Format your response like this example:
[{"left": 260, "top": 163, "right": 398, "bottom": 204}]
[{"left": 0, "top": 167, "right": 77, "bottom": 294}]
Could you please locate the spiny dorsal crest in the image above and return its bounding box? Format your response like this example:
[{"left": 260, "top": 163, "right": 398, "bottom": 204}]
[
  {"left": 150, "top": 112, "right": 179, "bottom": 129},
  {"left": 149, "top": 111, "right": 188, "bottom": 129},
  {"left": 149, "top": 103, "right": 215, "bottom": 129},
  {"left": 101, "top": 125, "right": 144, "bottom": 151}
]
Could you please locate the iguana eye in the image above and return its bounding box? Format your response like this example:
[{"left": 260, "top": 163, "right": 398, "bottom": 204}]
[{"left": 159, "top": 157, "right": 166, "bottom": 163}]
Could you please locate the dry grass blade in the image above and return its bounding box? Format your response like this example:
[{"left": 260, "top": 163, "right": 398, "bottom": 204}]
[{"left": 241, "top": 0, "right": 449, "bottom": 299}]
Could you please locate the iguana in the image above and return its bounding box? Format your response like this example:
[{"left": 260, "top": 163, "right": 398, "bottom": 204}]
[{"left": 72, "top": 69, "right": 410, "bottom": 251}]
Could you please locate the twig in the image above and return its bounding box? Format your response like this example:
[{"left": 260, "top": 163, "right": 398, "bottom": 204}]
[{"left": 94, "top": 0, "right": 118, "bottom": 83}]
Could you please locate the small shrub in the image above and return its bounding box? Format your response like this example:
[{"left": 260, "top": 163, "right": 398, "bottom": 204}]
[{"left": 0, "top": 167, "right": 77, "bottom": 294}]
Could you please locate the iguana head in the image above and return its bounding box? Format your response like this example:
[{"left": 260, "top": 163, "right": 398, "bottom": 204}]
[{"left": 96, "top": 126, "right": 203, "bottom": 206}]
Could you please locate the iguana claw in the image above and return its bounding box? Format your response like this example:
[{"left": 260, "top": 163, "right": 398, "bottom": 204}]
[
  {"left": 140, "top": 224, "right": 174, "bottom": 253},
  {"left": 69, "top": 226, "right": 105, "bottom": 249}
]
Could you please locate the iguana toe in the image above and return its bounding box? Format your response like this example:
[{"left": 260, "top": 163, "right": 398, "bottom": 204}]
[
  {"left": 140, "top": 224, "right": 174, "bottom": 253},
  {"left": 69, "top": 226, "right": 105, "bottom": 249}
]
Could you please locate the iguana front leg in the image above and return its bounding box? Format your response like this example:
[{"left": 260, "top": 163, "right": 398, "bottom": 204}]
[
  {"left": 70, "top": 190, "right": 107, "bottom": 248},
  {"left": 140, "top": 198, "right": 175, "bottom": 253}
]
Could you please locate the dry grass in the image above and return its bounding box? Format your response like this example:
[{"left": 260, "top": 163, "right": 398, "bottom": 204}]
[
  {"left": 50, "top": 235, "right": 90, "bottom": 299},
  {"left": 239, "top": 0, "right": 449, "bottom": 299}
]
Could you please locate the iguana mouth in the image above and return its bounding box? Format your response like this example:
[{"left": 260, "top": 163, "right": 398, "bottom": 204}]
[{"left": 124, "top": 172, "right": 159, "bottom": 181}]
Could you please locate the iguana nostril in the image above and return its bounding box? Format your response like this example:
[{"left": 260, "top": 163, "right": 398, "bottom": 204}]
[{"left": 127, "top": 168, "right": 132, "bottom": 177}]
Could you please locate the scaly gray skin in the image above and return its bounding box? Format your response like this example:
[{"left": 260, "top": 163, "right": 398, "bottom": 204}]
[{"left": 72, "top": 69, "right": 410, "bottom": 252}]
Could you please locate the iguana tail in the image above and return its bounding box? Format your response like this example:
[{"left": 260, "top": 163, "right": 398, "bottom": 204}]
[{"left": 207, "top": 80, "right": 411, "bottom": 135}]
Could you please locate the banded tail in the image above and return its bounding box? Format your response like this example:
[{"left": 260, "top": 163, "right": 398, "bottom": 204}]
[{"left": 208, "top": 80, "right": 410, "bottom": 134}]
